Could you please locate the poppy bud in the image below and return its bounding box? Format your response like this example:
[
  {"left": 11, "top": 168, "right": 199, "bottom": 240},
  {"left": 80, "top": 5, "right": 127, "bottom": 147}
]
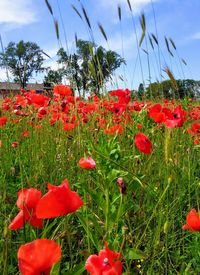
[{"left": 117, "top": 177, "right": 127, "bottom": 194}]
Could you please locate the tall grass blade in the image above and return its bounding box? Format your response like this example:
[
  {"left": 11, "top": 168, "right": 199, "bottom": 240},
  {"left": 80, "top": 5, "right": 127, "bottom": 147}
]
[
  {"left": 164, "top": 67, "right": 178, "bottom": 90},
  {"left": 151, "top": 33, "right": 158, "bottom": 45},
  {"left": 140, "top": 12, "right": 146, "bottom": 32},
  {"left": 118, "top": 4, "right": 122, "bottom": 21},
  {"left": 181, "top": 58, "right": 187, "bottom": 66},
  {"left": 139, "top": 33, "right": 145, "bottom": 47},
  {"left": 71, "top": 5, "right": 83, "bottom": 20},
  {"left": 54, "top": 19, "right": 59, "bottom": 40},
  {"left": 165, "top": 37, "right": 173, "bottom": 57},
  {"left": 169, "top": 38, "right": 176, "bottom": 50},
  {"left": 75, "top": 33, "right": 78, "bottom": 47},
  {"left": 148, "top": 34, "right": 154, "bottom": 49},
  {"left": 45, "top": 0, "right": 53, "bottom": 15},
  {"left": 98, "top": 23, "right": 108, "bottom": 41},
  {"left": 142, "top": 49, "right": 148, "bottom": 55},
  {"left": 81, "top": 5, "right": 91, "bottom": 29},
  {"left": 139, "top": 13, "right": 146, "bottom": 46},
  {"left": 41, "top": 51, "right": 51, "bottom": 59},
  {"left": 127, "top": 0, "right": 132, "bottom": 11}
]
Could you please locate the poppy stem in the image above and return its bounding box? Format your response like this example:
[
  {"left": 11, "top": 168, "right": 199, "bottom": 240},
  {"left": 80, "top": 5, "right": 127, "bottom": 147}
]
[
  {"left": 164, "top": 128, "right": 171, "bottom": 164},
  {"left": 105, "top": 188, "right": 109, "bottom": 234},
  {"left": 116, "top": 194, "right": 123, "bottom": 228}
]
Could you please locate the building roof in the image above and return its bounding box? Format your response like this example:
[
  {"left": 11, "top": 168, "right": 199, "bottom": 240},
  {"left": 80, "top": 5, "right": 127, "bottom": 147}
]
[{"left": 0, "top": 82, "right": 44, "bottom": 90}]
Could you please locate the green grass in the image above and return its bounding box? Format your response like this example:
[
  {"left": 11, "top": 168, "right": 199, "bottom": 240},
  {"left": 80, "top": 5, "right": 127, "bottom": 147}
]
[{"left": 0, "top": 95, "right": 200, "bottom": 274}]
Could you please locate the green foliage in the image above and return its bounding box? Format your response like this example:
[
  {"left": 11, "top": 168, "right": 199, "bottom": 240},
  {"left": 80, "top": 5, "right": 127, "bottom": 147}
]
[
  {"left": 145, "top": 79, "right": 200, "bottom": 99},
  {"left": 57, "top": 39, "right": 124, "bottom": 96},
  {"left": 0, "top": 40, "right": 46, "bottom": 88},
  {"left": 44, "top": 69, "right": 63, "bottom": 85}
]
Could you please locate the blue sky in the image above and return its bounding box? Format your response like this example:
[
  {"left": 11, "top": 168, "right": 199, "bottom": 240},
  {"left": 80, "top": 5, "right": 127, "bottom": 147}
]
[{"left": 0, "top": 0, "right": 200, "bottom": 90}]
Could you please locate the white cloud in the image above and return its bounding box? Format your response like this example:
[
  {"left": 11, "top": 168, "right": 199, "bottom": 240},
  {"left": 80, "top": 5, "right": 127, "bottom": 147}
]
[
  {"left": 100, "top": 0, "right": 159, "bottom": 14},
  {"left": 44, "top": 59, "right": 59, "bottom": 71},
  {"left": 46, "top": 47, "right": 59, "bottom": 59},
  {"left": 100, "top": 32, "right": 136, "bottom": 58},
  {"left": 0, "top": 0, "right": 37, "bottom": 26},
  {"left": 191, "top": 32, "right": 200, "bottom": 40},
  {"left": 0, "top": 68, "right": 10, "bottom": 81}
]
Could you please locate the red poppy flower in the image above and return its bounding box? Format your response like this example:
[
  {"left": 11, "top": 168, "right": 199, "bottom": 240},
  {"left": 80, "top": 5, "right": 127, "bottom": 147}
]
[
  {"left": 164, "top": 105, "right": 187, "bottom": 128},
  {"left": 62, "top": 123, "right": 76, "bottom": 131},
  {"left": 187, "top": 123, "right": 200, "bottom": 137},
  {"left": 137, "top": 123, "right": 143, "bottom": 129},
  {"left": 109, "top": 88, "right": 131, "bottom": 104},
  {"left": 21, "top": 131, "right": 29, "bottom": 137},
  {"left": 182, "top": 209, "right": 200, "bottom": 232},
  {"left": 129, "top": 101, "right": 144, "bottom": 112},
  {"left": 135, "top": 132, "right": 152, "bottom": 154},
  {"left": 109, "top": 102, "right": 126, "bottom": 115},
  {"left": 9, "top": 188, "right": 43, "bottom": 230},
  {"left": 2, "top": 103, "right": 10, "bottom": 110},
  {"left": 0, "top": 116, "right": 7, "bottom": 127},
  {"left": 82, "top": 103, "right": 98, "bottom": 114},
  {"left": 11, "top": 141, "right": 19, "bottom": 148},
  {"left": 85, "top": 241, "right": 122, "bottom": 275},
  {"left": 37, "top": 107, "right": 47, "bottom": 119},
  {"left": 79, "top": 157, "right": 96, "bottom": 169},
  {"left": 104, "top": 124, "right": 123, "bottom": 135},
  {"left": 50, "top": 113, "right": 60, "bottom": 125},
  {"left": 194, "top": 139, "right": 199, "bottom": 145},
  {"left": 36, "top": 179, "right": 83, "bottom": 218},
  {"left": 18, "top": 239, "right": 61, "bottom": 275},
  {"left": 27, "top": 93, "right": 49, "bottom": 108},
  {"left": 148, "top": 104, "right": 167, "bottom": 123},
  {"left": 54, "top": 85, "right": 73, "bottom": 96}
]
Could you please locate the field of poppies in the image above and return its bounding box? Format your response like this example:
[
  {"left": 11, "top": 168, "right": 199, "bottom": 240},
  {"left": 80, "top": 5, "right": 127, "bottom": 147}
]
[{"left": 0, "top": 86, "right": 200, "bottom": 274}]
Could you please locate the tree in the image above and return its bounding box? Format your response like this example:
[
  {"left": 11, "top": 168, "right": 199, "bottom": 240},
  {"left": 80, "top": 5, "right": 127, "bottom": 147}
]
[
  {"left": 44, "top": 69, "right": 63, "bottom": 86},
  {"left": 137, "top": 83, "right": 145, "bottom": 99},
  {"left": 146, "top": 79, "right": 200, "bottom": 99},
  {"left": 0, "top": 40, "right": 46, "bottom": 88},
  {"left": 57, "top": 39, "right": 124, "bottom": 96}
]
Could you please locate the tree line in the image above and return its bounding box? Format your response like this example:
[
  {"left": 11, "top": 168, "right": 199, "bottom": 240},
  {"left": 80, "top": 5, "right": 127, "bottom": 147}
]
[
  {"left": 0, "top": 40, "right": 124, "bottom": 96},
  {"left": 0, "top": 40, "right": 199, "bottom": 99}
]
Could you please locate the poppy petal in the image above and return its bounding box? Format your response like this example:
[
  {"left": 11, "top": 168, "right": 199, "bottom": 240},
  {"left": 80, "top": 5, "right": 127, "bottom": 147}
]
[
  {"left": 36, "top": 182, "right": 83, "bottom": 218},
  {"left": 9, "top": 210, "right": 29, "bottom": 230},
  {"left": 17, "top": 188, "right": 41, "bottom": 209},
  {"left": 18, "top": 239, "right": 61, "bottom": 275},
  {"left": 184, "top": 209, "right": 200, "bottom": 231},
  {"left": 85, "top": 255, "right": 102, "bottom": 275}
]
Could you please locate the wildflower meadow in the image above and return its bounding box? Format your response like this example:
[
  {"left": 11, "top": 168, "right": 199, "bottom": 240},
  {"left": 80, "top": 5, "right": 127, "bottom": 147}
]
[
  {"left": 0, "top": 0, "right": 200, "bottom": 274},
  {"left": 0, "top": 86, "right": 200, "bottom": 274}
]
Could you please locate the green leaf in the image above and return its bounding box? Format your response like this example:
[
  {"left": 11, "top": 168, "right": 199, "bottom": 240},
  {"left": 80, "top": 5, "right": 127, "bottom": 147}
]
[
  {"left": 128, "top": 248, "right": 144, "bottom": 260},
  {"left": 65, "top": 263, "right": 85, "bottom": 275}
]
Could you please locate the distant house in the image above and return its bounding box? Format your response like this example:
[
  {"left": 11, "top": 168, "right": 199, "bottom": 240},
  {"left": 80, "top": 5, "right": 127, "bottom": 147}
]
[{"left": 0, "top": 82, "right": 52, "bottom": 98}]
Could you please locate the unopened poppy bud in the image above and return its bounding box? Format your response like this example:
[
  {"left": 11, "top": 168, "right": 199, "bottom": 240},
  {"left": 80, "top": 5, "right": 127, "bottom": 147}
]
[
  {"left": 10, "top": 167, "right": 16, "bottom": 176},
  {"left": 117, "top": 177, "right": 127, "bottom": 194}
]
